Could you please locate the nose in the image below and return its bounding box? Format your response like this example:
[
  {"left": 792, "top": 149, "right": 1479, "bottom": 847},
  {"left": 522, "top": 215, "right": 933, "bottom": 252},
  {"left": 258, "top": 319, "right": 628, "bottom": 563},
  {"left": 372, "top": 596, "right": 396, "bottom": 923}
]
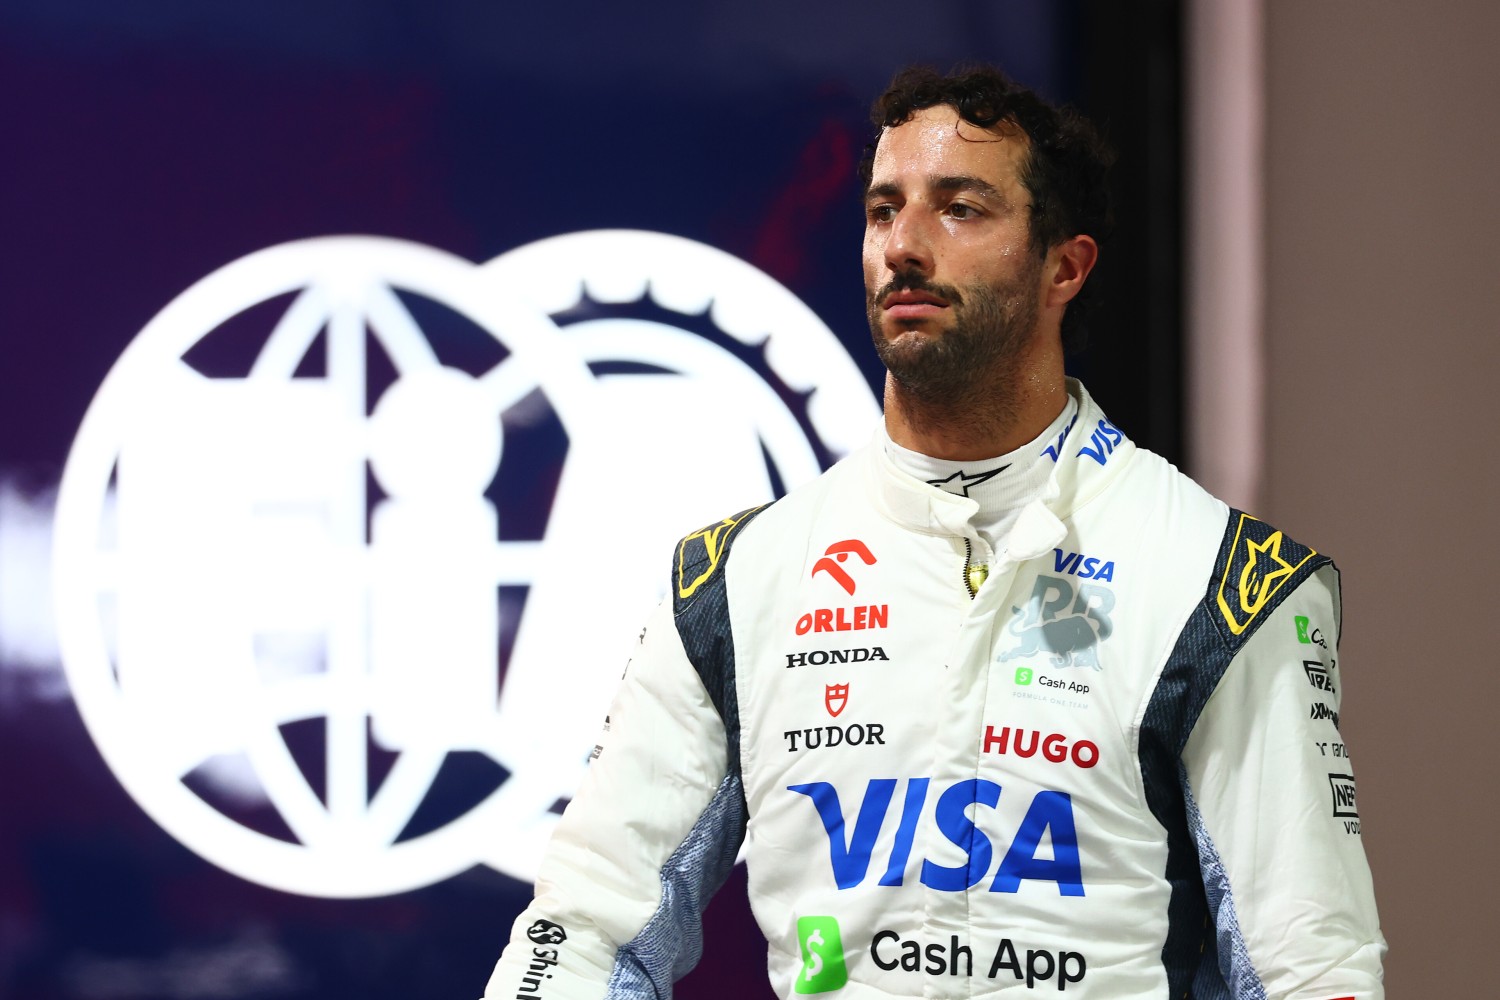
[{"left": 883, "top": 205, "right": 934, "bottom": 275}]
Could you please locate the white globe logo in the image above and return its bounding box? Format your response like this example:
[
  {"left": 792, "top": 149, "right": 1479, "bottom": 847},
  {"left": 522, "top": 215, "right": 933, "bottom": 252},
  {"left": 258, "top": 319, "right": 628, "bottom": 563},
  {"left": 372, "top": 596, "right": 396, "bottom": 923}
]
[{"left": 52, "top": 232, "right": 878, "bottom": 898}]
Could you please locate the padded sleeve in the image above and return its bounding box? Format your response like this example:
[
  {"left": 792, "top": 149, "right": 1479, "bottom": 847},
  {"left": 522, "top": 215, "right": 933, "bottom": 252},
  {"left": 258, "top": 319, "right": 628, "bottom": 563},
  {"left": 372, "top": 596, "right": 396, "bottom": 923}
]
[
  {"left": 481, "top": 596, "right": 741, "bottom": 1000},
  {"left": 1182, "top": 564, "right": 1386, "bottom": 999}
]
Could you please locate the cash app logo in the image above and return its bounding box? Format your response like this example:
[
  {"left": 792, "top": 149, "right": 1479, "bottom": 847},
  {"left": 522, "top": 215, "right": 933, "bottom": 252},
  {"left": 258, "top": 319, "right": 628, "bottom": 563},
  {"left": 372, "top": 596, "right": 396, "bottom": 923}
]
[
  {"left": 795, "top": 915, "right": 847, "bottom": 994},
  {"left": 1295, "top": 615, "right": 1312, "bottom": 644},
  {"left": 1014, "top": 667, "right": 1034, "bottom": 686}
]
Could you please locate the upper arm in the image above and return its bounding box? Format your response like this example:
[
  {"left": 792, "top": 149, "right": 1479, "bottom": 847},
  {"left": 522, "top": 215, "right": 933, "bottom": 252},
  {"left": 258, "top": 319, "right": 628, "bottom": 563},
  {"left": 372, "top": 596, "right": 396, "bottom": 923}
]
[
  {"left": 1182, "top": 565, "right": 1386, "bottom": 999},
  {"left": 482, "top": 596, "right": 738, "bottom": 999}
]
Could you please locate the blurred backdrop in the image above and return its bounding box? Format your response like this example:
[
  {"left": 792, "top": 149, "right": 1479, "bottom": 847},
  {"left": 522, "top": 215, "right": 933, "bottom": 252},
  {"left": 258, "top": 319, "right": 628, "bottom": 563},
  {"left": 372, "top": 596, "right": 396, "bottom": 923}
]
[{"left": 2, "top": 1, "right": 1493, "bottom": 997}]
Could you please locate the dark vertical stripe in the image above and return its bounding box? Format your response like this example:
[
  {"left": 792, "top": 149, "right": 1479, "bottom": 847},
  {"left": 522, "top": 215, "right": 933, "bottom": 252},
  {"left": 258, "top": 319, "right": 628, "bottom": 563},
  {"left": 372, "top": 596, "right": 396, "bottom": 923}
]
[
  {"left": 1139, "top": 509, "right": 1329, "bottom": 997},
  {"left": 671, "top": 504, "right": 773, "bottom": 782}
]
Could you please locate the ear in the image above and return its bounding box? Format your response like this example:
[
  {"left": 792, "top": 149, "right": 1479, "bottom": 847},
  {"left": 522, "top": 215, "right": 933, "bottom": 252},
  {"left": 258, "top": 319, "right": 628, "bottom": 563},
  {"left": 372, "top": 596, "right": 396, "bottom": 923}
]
[{"left": 1044, "top": 234, "right": 1099, "bottom": 308}]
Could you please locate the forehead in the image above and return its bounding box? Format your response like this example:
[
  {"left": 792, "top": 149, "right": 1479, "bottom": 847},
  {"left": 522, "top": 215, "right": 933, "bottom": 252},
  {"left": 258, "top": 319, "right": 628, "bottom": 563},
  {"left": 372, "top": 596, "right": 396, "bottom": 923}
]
[{"left": 869, "top": 104, "right": 1030, "bottom": 194}]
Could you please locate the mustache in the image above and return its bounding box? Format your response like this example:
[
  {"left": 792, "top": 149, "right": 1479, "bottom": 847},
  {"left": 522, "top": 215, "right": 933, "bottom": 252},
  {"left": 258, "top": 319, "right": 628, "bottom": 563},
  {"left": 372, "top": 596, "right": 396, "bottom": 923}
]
[{"left": 872, "top": 269, "right": 965, "bottom": 307}]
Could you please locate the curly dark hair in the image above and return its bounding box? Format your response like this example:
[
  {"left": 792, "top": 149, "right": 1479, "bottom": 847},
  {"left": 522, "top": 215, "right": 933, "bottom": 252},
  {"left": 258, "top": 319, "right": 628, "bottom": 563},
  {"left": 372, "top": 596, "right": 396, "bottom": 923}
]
[{"left": 860, "top": 65, "right": 1115, "bottom": 354}]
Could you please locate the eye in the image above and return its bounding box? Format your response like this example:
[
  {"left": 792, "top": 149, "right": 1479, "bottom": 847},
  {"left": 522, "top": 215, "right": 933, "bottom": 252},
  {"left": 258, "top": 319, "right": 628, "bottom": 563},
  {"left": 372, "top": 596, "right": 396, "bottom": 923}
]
[
  {"left": 867, "top": 204, "right": 897, "bottom": 224},
  {"left": 948, "top": 202, "right": 979, "bottom": 220}
]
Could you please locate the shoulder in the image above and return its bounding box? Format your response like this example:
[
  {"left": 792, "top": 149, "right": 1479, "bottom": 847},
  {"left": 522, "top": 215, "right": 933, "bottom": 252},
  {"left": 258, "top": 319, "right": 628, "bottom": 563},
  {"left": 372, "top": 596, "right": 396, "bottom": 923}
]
[
  {"left": 1109, "top": 447, "right": 1335, "bottom": 642},
  {"left": 670, "top": 445, "right": 868, "bottom": 611},
  {"left": 1202, "top": 509, "right": 1335, "bottom": 650}
]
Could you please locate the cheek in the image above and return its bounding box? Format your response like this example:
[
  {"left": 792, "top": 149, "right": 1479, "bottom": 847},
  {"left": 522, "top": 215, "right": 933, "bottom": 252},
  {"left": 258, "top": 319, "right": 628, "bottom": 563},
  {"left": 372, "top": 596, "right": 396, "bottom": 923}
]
[{"left": 861, "top": 235, "right": 884, "bottom": 286}]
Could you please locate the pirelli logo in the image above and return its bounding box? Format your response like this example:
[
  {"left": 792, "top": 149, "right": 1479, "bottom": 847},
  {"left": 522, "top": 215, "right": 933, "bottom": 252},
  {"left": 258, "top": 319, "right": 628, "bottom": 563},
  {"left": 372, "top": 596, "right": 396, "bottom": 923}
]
[
  {"left": 676, "top": 505, "right": 765, "bottom": 599},
  {"left": 1214, "top": 513, "right": 1317, "bottom": 636}
]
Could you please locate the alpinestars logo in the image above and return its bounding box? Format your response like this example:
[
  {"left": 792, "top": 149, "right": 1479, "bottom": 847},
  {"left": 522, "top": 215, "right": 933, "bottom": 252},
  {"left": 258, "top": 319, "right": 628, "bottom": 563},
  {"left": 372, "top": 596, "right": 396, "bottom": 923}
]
[
  {"left": 811, "top": 539, "right": 876, "bottom": 595},
  {"left": 927, "top": 466, "right": 1007, "bottom": 497},
  {"left": 1215, "top": 513, "right": 1317, "bottom": 636},
  {"left": 998, "top": 575, "right": 1115, "bottom": 671}
]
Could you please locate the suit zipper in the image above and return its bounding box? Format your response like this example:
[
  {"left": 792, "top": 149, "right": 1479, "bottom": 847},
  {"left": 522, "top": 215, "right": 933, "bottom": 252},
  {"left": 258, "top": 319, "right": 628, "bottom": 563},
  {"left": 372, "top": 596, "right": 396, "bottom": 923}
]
[{"left": 963, "top": 537, "right": 981, "bottom": 599}]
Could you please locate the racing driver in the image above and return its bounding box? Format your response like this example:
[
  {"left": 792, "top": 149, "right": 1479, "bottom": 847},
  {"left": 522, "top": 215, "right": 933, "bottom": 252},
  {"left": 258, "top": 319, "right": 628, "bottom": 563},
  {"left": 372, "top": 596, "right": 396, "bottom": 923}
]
[{"left": 479, "top": 64, "right": 1386, "bottom": 999}]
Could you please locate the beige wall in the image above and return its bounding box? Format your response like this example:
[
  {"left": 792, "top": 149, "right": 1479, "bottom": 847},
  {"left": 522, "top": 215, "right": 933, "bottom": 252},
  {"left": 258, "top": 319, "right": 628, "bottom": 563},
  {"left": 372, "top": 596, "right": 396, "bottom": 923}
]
[{"left": 1263, "top": 1, "right": 1500, "bottom": 992}]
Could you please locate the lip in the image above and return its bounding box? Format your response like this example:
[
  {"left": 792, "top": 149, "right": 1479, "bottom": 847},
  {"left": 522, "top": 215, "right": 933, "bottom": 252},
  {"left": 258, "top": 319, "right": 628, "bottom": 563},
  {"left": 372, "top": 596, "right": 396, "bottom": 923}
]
[{"left": 883, "top": 290, "right": 949, "bottom": 320}]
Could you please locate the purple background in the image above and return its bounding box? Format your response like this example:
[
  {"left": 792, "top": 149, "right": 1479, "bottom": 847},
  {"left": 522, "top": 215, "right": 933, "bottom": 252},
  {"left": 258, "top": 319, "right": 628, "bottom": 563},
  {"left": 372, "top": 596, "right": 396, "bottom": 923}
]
[{"left": 0, "top": 3, "right": 1181, "bottom": 997}]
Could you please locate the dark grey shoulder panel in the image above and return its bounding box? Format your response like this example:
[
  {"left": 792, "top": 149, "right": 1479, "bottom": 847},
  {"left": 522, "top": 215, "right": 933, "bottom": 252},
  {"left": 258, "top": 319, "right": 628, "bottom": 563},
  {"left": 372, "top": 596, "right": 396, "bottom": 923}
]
[
  {"left": 1138, "top": 509, "right": 1331, "bottom": 997},
  {"left": 670, "top": 503, "right": 773, "bottom": 774},
  {"left": 591, "top": 506, "right": 774, "bottom": 998},
  {"left": 1144, "top": 508, "right": 1330, "bottom": 764}
]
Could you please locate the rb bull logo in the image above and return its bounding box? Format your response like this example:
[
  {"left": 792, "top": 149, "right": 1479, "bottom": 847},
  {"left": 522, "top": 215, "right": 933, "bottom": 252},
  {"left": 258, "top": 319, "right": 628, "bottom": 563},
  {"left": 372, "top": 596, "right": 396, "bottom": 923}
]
[{"left": 998, "top": 575, "right": 1114, "bottom": 671}]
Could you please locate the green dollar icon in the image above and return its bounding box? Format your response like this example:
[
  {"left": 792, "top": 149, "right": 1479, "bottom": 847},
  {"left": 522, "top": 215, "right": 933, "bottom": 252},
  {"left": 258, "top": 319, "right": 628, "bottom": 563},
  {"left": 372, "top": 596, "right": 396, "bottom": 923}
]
[
  {"left": 795, "top": 916, "right": 847, "bottom": 994},
  {"left": 1295, "top": 615, "right": 1312, "bottom": 644},
  {"left": 1014, "top": 667, "right": 1033, "bottom": 686}
]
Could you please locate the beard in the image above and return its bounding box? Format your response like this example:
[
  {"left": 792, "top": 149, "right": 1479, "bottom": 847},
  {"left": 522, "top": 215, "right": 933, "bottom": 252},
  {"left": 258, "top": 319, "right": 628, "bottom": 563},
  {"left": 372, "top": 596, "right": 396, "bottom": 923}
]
[{"left": 866, "top": 259, "right": 1044, "bottom": 418}]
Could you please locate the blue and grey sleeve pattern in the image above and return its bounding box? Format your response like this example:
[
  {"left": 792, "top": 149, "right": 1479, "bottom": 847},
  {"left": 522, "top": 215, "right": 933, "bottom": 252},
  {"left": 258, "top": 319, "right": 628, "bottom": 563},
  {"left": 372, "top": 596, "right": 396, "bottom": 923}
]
[{"left": 1138, "top": 510, "right": 1331, "bottom": 997}]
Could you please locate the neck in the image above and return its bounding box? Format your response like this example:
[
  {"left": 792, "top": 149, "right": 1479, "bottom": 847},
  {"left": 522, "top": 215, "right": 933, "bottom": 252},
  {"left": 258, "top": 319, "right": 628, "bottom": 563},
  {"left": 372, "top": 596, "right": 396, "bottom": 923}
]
[{"left": 883, "top": 344, "right": 1069, "bottom": 461}]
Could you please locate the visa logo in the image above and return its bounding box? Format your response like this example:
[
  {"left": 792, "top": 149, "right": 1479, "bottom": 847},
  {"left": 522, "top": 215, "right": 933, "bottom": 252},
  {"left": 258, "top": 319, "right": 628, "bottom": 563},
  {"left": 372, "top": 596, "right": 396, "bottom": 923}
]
[
  {"left": 1041, "top": 413, "right": 1080, "bottom": 463},
  {"left": 1076, "top": 419, "right": 1123, "bottom": 467},
  {"left": 1051, "top": 549, "right": 1116, "bottom": 582},
  {"left": 788, "top": 777, "right": 1083, "bottom": 896}
]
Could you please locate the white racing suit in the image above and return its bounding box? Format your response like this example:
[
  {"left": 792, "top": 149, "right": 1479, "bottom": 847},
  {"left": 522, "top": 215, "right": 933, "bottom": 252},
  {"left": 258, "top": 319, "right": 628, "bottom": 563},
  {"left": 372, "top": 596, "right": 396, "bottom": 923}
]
[{"left": 483, "top": 382, "right": 1385, "bottom": 999}]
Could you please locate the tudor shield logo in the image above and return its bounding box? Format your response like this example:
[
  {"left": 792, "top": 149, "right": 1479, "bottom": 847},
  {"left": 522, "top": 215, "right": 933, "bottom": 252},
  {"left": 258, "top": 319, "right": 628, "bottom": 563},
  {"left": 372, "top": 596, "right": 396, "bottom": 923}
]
[{"left": 824, "top": 683, "right": 849, "bottom": 717}]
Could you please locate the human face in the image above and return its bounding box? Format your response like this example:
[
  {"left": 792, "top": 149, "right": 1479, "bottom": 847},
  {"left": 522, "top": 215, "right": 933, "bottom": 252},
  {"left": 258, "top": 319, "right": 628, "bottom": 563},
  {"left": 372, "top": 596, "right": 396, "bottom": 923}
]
[{"left": 863, "top": 105, "right": 1044, "bottom": 398}]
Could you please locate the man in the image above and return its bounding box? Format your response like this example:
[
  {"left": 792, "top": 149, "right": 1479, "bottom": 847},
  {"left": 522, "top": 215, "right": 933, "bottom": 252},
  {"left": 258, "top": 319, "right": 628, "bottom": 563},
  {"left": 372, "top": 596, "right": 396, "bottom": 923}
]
[{"left": 481, "top": 65, "right": 1385, "bottom": 999}]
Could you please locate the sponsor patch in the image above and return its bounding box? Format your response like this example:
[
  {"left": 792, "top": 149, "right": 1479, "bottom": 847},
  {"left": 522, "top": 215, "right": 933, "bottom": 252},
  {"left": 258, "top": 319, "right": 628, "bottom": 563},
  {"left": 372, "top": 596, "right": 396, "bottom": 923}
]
[
  {"left": 1310, "top": 701, "right": 1341, "bottom": 729},
  {"left": 527, "top": 919, "right": 568, "bottom": 945},
  {"left": 811, "top": 539, "right": 876, "bottom": 595},
  {"left": 1296, "top": 614, "right": 1330, "bottom": 648},
  {"left": 795, "top": 916, "right": 848, "bottom": 994},
  {"left": 824, "top": 683, "right": 849, "bottom": 717},
  {"left": 870, "top": 931, "right": 1087, "bottom": 990},
  {"left": 1303, "top": 660, "right": 1337, "bottom": 696},
  {"left": 789, "top": 777, "right": 1083, "bottom": 894},
  {"left": 795, "top": 605, "right": 888, "bottom": 635},
  {"left": 783, "top": 722, "right": 887, "bottom": 753},
  {"left": 676, "top": 506, "right": 764, "bottom": 600},
  {"left": 927, "top": 467, "right": 1006, "bottom": 497},
  {"left": 785, "top": 646, "right": 888, "bottom": 668},
  {"left": 1051, "top": 548, "right": 1116, "bottom": 582},
  {"left": 998, "top": 576, "right": 1114, "bottom": 671},
  {"left": 981, "top": 726, "right": 1099, "bottom": 768},
  {"left": 1215, "top": 513, "right": 1317, "bottom": 636},
  {"left": 1328, "top": 773, "right": 1358, "bottom": 820}
]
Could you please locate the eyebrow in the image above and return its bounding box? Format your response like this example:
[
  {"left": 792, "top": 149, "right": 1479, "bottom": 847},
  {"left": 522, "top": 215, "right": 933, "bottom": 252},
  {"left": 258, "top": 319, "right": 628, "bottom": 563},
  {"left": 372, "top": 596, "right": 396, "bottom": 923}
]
[{"left": 864, "top": 175, "right": 1007, "bottom": 203}]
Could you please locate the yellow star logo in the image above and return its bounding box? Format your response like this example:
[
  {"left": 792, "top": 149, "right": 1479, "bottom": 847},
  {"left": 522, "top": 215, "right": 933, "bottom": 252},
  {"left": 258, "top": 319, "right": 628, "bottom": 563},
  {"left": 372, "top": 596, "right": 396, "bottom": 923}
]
[
  {"left": 1237, "top": 531, "right": 1295, "bottom": 618},
  {"left": 676, "top": 506, "right": 765, "bottom": 599},
  {"left": 1215, "top": 514, "right": 1317, "bottom": 635}
]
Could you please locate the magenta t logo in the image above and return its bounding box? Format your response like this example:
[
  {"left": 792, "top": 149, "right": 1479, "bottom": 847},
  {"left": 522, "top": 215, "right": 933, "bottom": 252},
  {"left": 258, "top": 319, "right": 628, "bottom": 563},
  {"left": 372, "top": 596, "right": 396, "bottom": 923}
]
[{"left": 811, "top": 539, "right": 876, "bottom": 595}]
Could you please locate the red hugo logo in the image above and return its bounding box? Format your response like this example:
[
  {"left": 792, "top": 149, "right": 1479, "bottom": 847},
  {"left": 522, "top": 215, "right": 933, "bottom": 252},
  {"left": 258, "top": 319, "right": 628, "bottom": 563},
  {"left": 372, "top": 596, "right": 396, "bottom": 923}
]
[
  {"left": 982, "top": 725, "right": 1099, "bottom": 769},
  {"left": 812, "top": 539, "right": 876, "bottom": 595},
  {"left": 825, "top": 683, "right": 849, "bottom": 717}
]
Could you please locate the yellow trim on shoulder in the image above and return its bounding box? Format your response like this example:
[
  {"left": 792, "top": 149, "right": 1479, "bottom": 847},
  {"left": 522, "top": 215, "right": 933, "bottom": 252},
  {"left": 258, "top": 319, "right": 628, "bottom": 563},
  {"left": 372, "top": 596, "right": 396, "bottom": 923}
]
[
  {"left": 1214, "top": 513, "right": 1317, "bottom": 636},
  {"left": 675, "top": 506, "right": 766, "bottom": 600}
]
